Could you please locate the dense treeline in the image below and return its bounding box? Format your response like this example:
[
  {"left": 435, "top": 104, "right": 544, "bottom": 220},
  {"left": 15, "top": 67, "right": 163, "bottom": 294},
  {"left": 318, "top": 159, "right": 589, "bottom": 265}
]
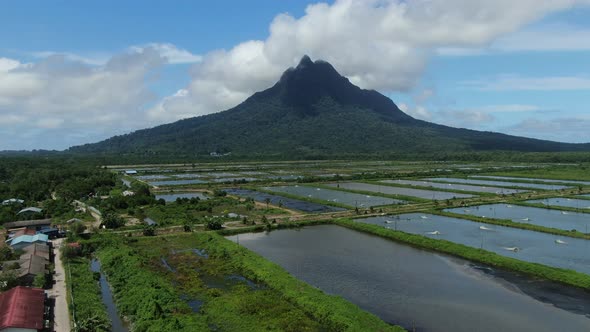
[{"left": 0, "top": 156, "right": 116, "bottom": 223}]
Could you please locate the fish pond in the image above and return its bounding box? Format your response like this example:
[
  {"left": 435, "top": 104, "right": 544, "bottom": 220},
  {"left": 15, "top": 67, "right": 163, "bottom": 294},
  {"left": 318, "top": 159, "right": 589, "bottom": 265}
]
[
  {"left": 446, "top": 203, "right": 590, "bottom": 232},
  {"left": 429, "top": 178, "right": 570, "bottom": 190},
  {"left": 327, "top": 182, "right": 473, "bottom": 200},
  {"left": 527, "top": 198, "right": 590, "bottom": 210},
  {"left": 360, "top": 213, "right": 590, "bottom": 275},
  {"left": 224, "top": 188, "right": 344, "bottom": 213},
  {"left": 264, "top": 185, "right": 404, "bottom": 208},
  {"left": 471, "top": 175, "right": 590, "bottom": 186},
  {"left": 148, "top": 179, "right": 206, "bottom": 186},
  {"left": 383, "top": 179, "right": 523, "bottom": 194},
  {"left": 227, "top": 225, "right": 590, "bottom": 332}
]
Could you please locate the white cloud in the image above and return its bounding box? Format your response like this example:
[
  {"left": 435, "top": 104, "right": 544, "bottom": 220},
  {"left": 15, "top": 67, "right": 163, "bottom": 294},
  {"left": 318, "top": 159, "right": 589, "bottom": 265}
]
[
  {"left": 0, "top": 48, "right": 166, "bottom": 149},
  {"left": 31, "top": 51, "right": 110, "bottom": 66},
  {"left": 0, "top": 58, "right": 22, "bottom": 72},
  {"left": 150, "top": 0, "right": 590, "bottom": 122},
  {"left": 463, "top": 75, "right": 590, "bottom": 91},
  {"left": 399, "top": 103, "right": 433, "bottom": 121},
  {"left": 130, "top": 43, "right": 202, "bottom": 64}
]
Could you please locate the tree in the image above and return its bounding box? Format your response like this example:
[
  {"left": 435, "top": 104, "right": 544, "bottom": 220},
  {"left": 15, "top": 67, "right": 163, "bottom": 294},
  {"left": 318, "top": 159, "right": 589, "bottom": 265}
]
[
  {"left": 206, "top": 219, "right": 223, "bottom": 230},
  {"left": 143, "top": 225, "right": 156, "bottom": 236},
  {"left": 70, "top": 221, "right": 86, "bottom": 235},
  {"left": 264, "top": 198, "right": 271, "bottom": 209},
  {"left": 102, "top": 212, "right": 125, "bottom": 229},
  {"left": 33, "top": 273, "right": 46, "bottom": 288}
]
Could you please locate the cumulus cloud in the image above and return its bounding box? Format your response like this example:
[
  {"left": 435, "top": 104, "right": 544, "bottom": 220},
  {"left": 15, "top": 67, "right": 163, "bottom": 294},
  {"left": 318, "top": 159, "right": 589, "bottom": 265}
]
[
  {"left": 150, "top": 0, "right": 590, "bottom": 122},
  {"left": 398, "top": 103, "right": 433, "bottom": 121},
  {"left": 130, "top": 43, "right": 202, "bottom": 64},
  {"left": 0, "top": 48, "right": 166, "bottom": 150},
  {"left": 31, "top": 51, "right": 110, "bottom": 66}
]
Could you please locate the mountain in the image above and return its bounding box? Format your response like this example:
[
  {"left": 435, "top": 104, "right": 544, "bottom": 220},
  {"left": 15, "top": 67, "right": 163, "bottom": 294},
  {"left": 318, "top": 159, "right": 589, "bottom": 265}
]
[{"left": 69, "top": 56, "right": 590, "bottom": 157}]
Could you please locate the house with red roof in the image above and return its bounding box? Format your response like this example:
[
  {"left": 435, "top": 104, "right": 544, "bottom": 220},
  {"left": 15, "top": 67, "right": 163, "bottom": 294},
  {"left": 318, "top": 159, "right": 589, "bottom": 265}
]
[{"left": 0, "top": 286, "right": 46, "bottom": 331}]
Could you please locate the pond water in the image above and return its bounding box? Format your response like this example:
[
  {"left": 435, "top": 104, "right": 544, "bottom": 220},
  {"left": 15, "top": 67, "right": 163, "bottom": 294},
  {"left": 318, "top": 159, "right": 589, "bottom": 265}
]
[
  {"left": 360, "top": 214, "right": 590, "bottom": 275},
  {"left": 429, "top": 178, "right": 570, "bottom": 190},
  {"left": 90, "top": 259, "right": 128, "bottom": 332},
  {"left": 264, "top": 185, "right": 404, "bottom": 208},
  {"left": 172, "top": 173, "right": 205, "bottom": 179},
  {"left": 135, "top": 175, "right": 170, "bottom": 181},
  {"left": 527, "top": 198, "right": 590, "bottom": 210},
  {"left": 326, "top": 182, "right": 473, "bottom": 200},
  {"left": 155, "top": 192, "right": 209, "bottom": 202},
  {"left": 446, "top": 203, "right": 590, "bottom": 233},
  {"left": 383, "top": 179, "right": 523, "bottom": 195},
  {"left": 224, "top": 188, "right": 344, "bottom": 213},
  {"left": 471, "top": 175, "right": 590, "bottom": 186},
  {"left": 227, "top": 225, "right": 590, "bottom": 332},
  {"left": 148, "top": 179, "right": 206, "bottom": 186}
]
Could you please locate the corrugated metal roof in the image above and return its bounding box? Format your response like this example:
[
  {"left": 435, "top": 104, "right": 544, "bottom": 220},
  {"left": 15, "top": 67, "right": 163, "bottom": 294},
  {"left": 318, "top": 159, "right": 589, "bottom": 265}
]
[
  {"left": 0, "top": 286, "right": 45, "bottom": 330},
  {"left": 4, "top": 219, "right": 52, "bottom": 229},
  {"left": 9, "top": 234, "right": 49, "bottom": 247},
  {"left": 18, "top": 254, "right": 48, "bottom": 276},
  {"left": 22, "top": 244, "right": 50, "bottom": 260},
  {"left": 1, "top": 198, "right": 24, "bottom": 205},
  {"left": 17, "top": 207, "right": 43, "bottom": 215}
]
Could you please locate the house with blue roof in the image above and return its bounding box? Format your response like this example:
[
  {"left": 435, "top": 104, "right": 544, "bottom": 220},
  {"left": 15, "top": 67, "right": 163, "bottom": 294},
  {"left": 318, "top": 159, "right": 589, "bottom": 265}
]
[{"left": 7, "top": 234, "right": 49, "bottom": 250}]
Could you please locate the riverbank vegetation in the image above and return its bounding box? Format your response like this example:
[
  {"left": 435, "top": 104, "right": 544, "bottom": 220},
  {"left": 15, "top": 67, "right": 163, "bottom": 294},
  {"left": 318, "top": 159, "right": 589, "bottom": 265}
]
[{"left": 66, "top": 257, "right": 110, "bottom": 332}]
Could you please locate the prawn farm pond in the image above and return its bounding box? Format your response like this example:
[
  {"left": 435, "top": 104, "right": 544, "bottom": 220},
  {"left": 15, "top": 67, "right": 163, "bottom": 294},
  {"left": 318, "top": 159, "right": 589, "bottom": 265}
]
[
  {"left": 359, "top": 213, "right": 590, "bottom": 275},
  {"left": 227, "top": 225, "right": 590, "bottom": 332}
]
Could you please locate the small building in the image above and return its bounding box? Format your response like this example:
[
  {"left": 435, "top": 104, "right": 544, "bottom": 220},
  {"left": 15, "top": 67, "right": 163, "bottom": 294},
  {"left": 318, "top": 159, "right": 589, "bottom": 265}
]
[
  {"left": 7, "top": 234, "right": 49, "bottom": 250},
  {"left": 122, "top": 190, "right": 135, "bottom": 197},
  {"left": 0, "top": 286, "right": 46, "bottom": 332},
  {"left": 16, "top": 255, "right": 48, "bottom": 286},
  {"left": 1, "top": 199, "right": 24, "bottom": 206},
  {"left": 6, "top": 228, "right": 37, "bottom": 240},
  {"left": 36, "top": 228, "right": 60, "bottom": 239},
  {"left": 124, "top": 170, "right": 138, "bottom": 175},
  {"left": 3, "top": 219, "right": 52, "bottom": 231},
  {"left": 22, "top": 244, "right": 50, "bottom": 261},
  {"left": 144, "top": 218, "right": 157, "bottom": 226}
]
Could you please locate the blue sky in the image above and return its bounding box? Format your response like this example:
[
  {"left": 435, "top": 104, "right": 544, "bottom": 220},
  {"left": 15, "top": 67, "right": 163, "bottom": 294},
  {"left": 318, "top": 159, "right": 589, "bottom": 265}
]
[{"left": 1, "top": 0, "right": 590, "bottom": 150}]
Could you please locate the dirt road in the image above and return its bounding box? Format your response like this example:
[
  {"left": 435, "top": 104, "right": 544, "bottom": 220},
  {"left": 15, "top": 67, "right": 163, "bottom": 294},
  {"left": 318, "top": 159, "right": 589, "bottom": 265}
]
[{"left": 48, "top": 238, "right": 71, "bottom": 332}]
